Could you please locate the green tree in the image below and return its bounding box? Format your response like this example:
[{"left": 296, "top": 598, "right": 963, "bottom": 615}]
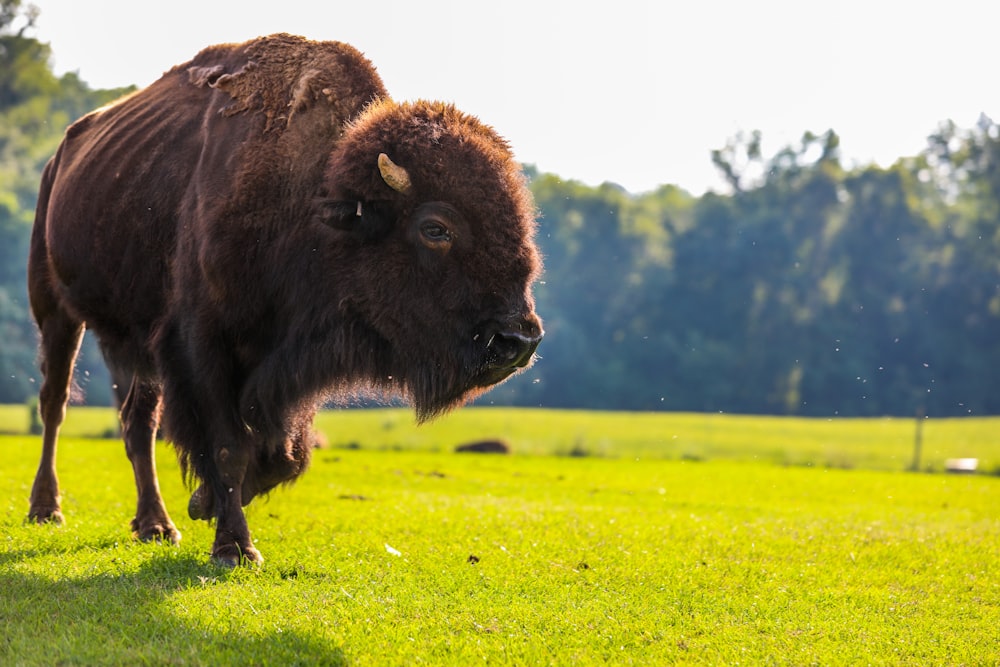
[{"left": 0, "top": 0, "right": 131, "bottom": 404}]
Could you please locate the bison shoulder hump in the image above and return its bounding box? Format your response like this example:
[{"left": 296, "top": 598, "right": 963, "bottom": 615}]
[{"left": 182, "top": 33, "right": 387, "bottom": 132}]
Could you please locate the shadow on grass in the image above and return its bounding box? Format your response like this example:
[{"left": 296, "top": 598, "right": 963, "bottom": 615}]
[
  {"left": 1, "top": 551, "right": 346, "bottom": 666},
  {"left": 0, "top": 533, "right": 128, "bottom": 570}
]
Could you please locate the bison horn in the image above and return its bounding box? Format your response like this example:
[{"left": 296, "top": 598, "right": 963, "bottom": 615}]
[{"left": 378, "top": 153, "right": 412, "bottom": 194}]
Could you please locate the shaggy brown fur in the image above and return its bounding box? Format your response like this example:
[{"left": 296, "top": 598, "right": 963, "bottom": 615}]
[{"left": 27, "top": 34, "right": 542, "bottom": 566}]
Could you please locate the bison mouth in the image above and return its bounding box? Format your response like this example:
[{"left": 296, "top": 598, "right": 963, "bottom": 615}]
[{"left": 407, "top": 319, "right": 542, "bottom": 422}]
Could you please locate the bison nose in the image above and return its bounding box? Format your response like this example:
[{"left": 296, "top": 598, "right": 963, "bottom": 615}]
[
  {"left": 492, "top": 330, "right": 542, "bottom": 368},
  {"left": 487, "top": 323, "right": 543, "bottom": 369}
]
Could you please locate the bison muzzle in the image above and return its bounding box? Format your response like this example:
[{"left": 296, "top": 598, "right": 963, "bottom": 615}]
[{"left": 26, "top": 34, "right": 543, "bottom": 566}]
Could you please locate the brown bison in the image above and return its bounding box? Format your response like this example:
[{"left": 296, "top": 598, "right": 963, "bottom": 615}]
[{"left": 27, "top": 34, "right": 543, "bottom": 566}]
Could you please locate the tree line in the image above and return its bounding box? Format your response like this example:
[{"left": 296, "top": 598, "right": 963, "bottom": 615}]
[
  {"left": 502, "top": 124, "right": 1000, "bottom": 417},
  {"left": 2, "top": 1, "right": 998, "bottom": 416}
]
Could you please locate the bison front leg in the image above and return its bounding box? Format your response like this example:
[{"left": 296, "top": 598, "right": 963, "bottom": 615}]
[
  {"left": 120, "top": 378, "right": 180, "bottom": 543},
  {"left": 209, "top": 444, "right": 262, "bottom": 567},
  {"left": 187, "top": 427, "right": 312, "bottom": 522}
]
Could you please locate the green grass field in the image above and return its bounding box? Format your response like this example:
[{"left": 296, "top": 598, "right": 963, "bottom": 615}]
[
  {"left": 1, "top": 406, "right": 998, "bottom": 665},
  {"left": 3, "top": 403, "right": 998, "bottom": 471}
]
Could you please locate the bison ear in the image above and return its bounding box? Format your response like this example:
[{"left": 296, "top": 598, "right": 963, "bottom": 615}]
[
  {"left": 314, "top": 199, "right": 393, "bottom": 242},
  {"left": 187, "top": 65, "right": 227, "bottom": 88}
]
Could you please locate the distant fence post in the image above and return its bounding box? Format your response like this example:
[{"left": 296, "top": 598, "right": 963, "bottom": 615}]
[
  {"left": 27, "top": 397, "right": 42, "bottom": 436},
  {"left": 910, "top": 406, "right": 925, "bottom": 472}
]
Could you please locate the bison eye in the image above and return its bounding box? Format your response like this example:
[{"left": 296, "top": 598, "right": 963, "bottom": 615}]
[
  {"left": 420, "top": 221, "right": 453, "bottom": 245},
  {"left": 421, "top": 222, "right": 450, "bottom": 241},
  {"left": 410, "top": 202, "right": 462, "bottom": 255}
]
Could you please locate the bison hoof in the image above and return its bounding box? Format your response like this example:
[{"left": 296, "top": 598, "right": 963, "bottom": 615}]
[
  {"left": 211, "top": 545, "right": 263, "bottom": 568},
  {"left": 188, "top": 485, "right": 214, "bottom": 521},
  {"left": 133, "top": 522, "right": 182, "bottom": 544},
  {"left": 28, "top": 507, "right": 65, "bottom": 525}
]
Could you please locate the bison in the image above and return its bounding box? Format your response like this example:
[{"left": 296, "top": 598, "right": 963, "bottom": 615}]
[{"left": 27, "top": 34, "right": 543, "bottom": 566}]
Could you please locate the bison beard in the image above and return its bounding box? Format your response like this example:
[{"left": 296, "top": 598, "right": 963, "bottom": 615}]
[{"left": 26, "top": 34, "right": 543, "bottom": 566}]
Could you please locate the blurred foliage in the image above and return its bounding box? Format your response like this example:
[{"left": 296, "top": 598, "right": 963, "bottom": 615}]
[
  {"left": 513, "top": 123, "right": 1000, "bottom": 416},
  {"left": 1, "top": 1, "right": 997, "bottom": 416},
  {"left": 0, "top": 0, "right": 133, "bottom": 406}
]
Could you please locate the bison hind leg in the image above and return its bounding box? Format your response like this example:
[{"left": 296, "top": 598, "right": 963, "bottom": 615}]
[{"left": 28, "top": 305, "right": 85, "bottom": 526}]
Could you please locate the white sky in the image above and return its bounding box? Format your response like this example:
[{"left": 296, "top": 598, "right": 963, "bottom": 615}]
[{"left": 25, "top": 0, "right": 1000, "bottom": 194}]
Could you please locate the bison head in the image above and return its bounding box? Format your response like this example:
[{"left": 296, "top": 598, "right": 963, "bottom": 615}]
[{"left": 315, "top": 100, "right": 543, "bottom": 420}]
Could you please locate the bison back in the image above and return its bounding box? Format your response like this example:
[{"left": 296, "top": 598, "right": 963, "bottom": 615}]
[{"left": 33, "top": 34, "right": 386, "bottom": 365}]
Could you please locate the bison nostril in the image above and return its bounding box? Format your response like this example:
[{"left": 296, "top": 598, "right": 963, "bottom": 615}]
[{"left": 489, "top": 329, "right": 543, "bottom": 368}]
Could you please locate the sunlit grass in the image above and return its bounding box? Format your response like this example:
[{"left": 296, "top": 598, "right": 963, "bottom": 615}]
[
  {"left": 312, "top": 407, "right": 1000, "bottom": 472},
  {"left": 2, "top": 404, "right": 996, "bottom": 472},
  {"left": 2, "top": 406, "right": 999, "bottom": 665}
]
